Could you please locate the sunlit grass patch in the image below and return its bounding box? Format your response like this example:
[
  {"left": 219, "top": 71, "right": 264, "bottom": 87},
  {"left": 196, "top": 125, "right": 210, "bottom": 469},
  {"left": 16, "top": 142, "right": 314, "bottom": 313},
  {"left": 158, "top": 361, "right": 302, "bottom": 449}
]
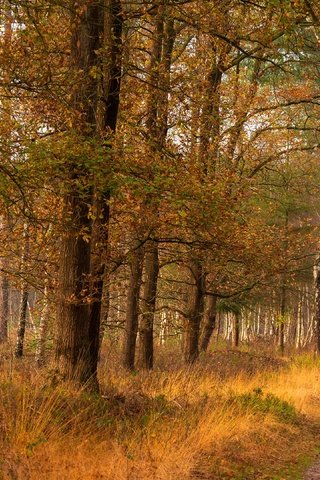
[{"left": 1, "top": 351, "right": 320, "bottom": 478}]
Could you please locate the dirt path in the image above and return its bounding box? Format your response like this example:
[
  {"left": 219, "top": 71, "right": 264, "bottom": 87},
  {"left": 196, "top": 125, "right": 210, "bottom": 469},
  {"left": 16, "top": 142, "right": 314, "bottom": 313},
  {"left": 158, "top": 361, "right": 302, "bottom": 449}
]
[{"left": 304, "top": 461, "right": 320, "bottom": 479}]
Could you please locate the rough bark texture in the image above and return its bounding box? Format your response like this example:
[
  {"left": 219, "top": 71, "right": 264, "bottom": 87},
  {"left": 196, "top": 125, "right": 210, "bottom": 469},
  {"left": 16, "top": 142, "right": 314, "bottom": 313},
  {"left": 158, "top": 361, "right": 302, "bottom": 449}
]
[
  {"left": 185, "top": 262, "right": 205, "bottom": 364},
  {"left": 55, "top": 192, "right": 93, "bottom": 383},
  {"left": 140, "top": 240, "right": 159, "bottom": 369},
  {"left": 200, "top": 295, "right": 217, "bottom": 352},
  {"left": 55, "top": 1, "right": 103, "bottom": 386},
  {"left": 88, "top": 0, "right": 122, "bottom": 375},
  {"left": 123, "top": 244, "right": 144, "bottom": 370}
]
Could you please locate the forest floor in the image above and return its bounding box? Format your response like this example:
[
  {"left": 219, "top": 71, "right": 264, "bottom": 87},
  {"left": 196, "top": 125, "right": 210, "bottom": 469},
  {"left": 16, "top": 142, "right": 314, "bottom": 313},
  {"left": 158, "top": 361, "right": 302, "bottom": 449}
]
[{"left": 1, "top": 344, "right": 320, "bottom": 479}]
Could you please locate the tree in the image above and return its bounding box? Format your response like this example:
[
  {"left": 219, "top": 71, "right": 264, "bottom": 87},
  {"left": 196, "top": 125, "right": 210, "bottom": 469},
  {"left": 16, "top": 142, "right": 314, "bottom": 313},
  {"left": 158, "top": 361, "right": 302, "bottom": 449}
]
[{"left": 54, "top": 0, "right": 101, "bottom": 386}]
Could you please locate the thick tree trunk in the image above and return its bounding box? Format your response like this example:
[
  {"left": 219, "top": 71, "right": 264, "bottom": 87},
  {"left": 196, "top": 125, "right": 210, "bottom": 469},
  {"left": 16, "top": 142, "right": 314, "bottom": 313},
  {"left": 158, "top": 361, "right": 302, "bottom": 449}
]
[
  {"left": 200, "top": 295, "right": 217, "bottom": 352},
  {"left": 123, "top": 244, "right": 144, "bottom": 370},
  {"left": 140, "top": 240, "right": 159, "bottom": 369},
  {"left": 55, "top": 192, "right": 93, "bottom": 383},
  {"left": 55, "top": 1, "right": 101, "bottom": 384},
  {"left": 88, "top": 0, "right": 122, "bottom": 374},
  {"left": 184, "top": 262, "right": 205, "bottom": 364}
]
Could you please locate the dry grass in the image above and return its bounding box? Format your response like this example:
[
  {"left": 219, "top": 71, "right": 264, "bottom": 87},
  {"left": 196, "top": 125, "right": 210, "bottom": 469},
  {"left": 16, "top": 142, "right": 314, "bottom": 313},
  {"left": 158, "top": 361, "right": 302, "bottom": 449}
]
[{"left": 1, "top": 349, "right": 320, "bottom": 479}]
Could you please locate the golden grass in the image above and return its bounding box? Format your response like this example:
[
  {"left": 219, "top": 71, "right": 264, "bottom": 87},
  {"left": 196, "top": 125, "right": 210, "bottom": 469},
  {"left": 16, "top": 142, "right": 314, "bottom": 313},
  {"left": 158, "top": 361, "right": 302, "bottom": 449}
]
[{"left": 1, "top": 352, "right": 320, "bottom": 479}]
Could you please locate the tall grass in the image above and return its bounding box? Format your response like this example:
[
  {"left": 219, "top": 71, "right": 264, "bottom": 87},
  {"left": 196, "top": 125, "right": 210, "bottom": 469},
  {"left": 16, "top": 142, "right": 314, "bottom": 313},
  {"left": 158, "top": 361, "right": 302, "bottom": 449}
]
[{"left": 1, "top": 352, "right": 320, "bottom": 479}]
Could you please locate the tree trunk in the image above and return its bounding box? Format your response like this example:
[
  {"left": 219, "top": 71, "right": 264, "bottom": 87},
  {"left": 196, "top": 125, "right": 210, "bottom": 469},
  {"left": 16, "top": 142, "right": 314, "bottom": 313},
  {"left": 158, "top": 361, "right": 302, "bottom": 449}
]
[
  {"left": 123, "top": 244, "right": 144, "bottom": 370},
  {"left": 88, "top": 0, "right": 123, "bottom": 374},
  {"left": 140, "top": 240, "right": 159, "bottom": 369},
  {"left": 138, "top": 7, "right": 174, "bottom": 369},
  {"left": 55, "top": 191, "right": 93, "bottom": 383},
  {"left": 233, "top": 313, "right": 240, "bottom": 348},
  {"left": 0, "top": 10, "right": 12, "bottom": 344},
  {"left": 314, "top": 256, "right": 320, "bottom": 354},
  {"left": 184, "top": 262, "right": 205, "bottom": 364},
  {"left": 36, "top": 281, "right": 49, "bottom": 367},
  {"left": 279, "top": 282, "right": 286, "bottom": 355},
  {"left": 15, "top": 287, "right": 28, "bottom": 358},
  {"left": 200, "top": 295, "right": 217, "bottom": 352},
  {"left": 15, "top": 223, "right": 29, "bottom": 358},
  {"left": 0, "top": 265, "right": 9, "bottom": 343},
  {"left": 88, "top": 195, "right": 110, "bottom": 382},
  {"left": 55, "top": 0, "right": 103, "bottom": 387}
]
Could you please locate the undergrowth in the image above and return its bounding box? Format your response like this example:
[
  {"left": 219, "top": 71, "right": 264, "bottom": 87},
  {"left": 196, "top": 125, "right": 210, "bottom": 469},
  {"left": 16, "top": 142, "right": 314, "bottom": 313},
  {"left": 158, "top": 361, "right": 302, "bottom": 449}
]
[{"left": 0, "top": 350, "right": 320, "bottom": 479}]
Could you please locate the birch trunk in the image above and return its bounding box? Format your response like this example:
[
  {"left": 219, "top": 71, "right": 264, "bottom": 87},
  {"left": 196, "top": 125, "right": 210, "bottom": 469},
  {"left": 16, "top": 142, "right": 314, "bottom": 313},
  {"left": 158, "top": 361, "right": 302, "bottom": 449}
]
[
  {"left": 314, "top": 256, "right": 320, "bottom": 354},
  {"left": 36, "top": 282, "right": 49, "bottom": 367},
  {"left": 0, "top": 263, "right": 9, "bottom": 343},
  {"left": 15, "top": 223, "right": 30, "bottom": 358}
]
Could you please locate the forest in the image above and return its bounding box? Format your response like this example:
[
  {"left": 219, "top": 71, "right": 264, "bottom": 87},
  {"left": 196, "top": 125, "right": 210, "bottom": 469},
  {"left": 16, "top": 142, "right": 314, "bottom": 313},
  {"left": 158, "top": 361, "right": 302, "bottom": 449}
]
[{"left": 2, "top": 0, "right": 320, "bottom": 478}]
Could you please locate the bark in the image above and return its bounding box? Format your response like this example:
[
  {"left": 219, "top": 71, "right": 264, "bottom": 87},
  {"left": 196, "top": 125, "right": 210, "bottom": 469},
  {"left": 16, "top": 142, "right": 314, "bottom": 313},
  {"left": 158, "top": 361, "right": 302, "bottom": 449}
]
[
  {"left": 88, "top": 195, "right": 110, "bottom": 382},
  {"left": 98, "top": 275, "right": 110, "bottom": 351},
  {"left": 295, "top": 292, "right": 303, "bottom": 349},
  {"left": 55, "top": 1, "right": 103, "bottom": 386},
  {"left": 0, "top": 266, "right": 9, "bottom": 343},
  {"left": 0, "top": 11, "right": 12, "bottom": 343},
  {"left": 88, "top": 0, "right": 123, "bottom": 375},
  {"left": 233, "top": 313, "right": 240, "bottom": 348},
  {"left": 216, "top": 312, "right": 221, "bottom": 341},
  {"left": 198, "top": 62, "right": 222, "bottom": 175},
  {"left": 123, "top": 244, "right": 144, "bottom": 370},
  {"left": 55, "top": 192, "right": 93, "bottom": 383},
  {"left": 15, "top": 287, "right": 28, "bottom": 358},
  {"left": 184, "top": 262, "right": 205, "bottom": 364},
  {"left": 138, "top": 7, "right": 174, "bottom": 369},
  {"left": 200, "top": 295, "right": 217, "bottom": 352},
  {"left": 140, "top": 240, "right": 159, "bottom": 369},
  {"left": 279, "top": 281, "right": 287, "bottom": 355},
  {"left": 15, "top": 223, "right": 29, "bottom": 358},
  {"left": 186, "top": 43, "right": 221, "bottom": 360},
  {"left": 314, "top": 256, "right": 320, "bottom": 354},
  {"left": 36, "top": 282, "right": 49, "bottom": 367}
]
